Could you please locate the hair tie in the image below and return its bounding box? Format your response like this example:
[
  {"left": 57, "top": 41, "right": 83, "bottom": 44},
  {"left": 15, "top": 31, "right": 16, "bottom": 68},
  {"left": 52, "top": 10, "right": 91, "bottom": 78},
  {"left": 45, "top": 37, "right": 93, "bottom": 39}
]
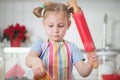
[{"left": 40, "top": 2, "right": 45, "bottom": 8}]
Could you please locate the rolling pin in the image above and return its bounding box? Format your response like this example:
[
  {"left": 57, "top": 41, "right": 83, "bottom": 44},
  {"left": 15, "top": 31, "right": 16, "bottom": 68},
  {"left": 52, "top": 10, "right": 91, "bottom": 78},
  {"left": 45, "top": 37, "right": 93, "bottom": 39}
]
[{"left": 70, "top": 0, "right": 98, "bottom": 68}]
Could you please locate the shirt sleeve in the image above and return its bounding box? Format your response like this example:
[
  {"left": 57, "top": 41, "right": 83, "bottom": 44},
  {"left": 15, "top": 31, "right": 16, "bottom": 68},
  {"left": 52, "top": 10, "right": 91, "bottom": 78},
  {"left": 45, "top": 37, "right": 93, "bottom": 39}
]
[
  {"left": 69, "top": 42, "right": 85, "bottom": 64},
  {"left": 30, "top": 39, "right": 43, "bottom": 54}
]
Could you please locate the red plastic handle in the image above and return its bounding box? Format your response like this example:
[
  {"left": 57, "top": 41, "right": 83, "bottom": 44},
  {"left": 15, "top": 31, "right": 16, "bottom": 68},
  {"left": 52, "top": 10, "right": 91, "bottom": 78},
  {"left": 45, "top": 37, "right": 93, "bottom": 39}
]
[
  {"left": 73, "top": 11, "right": 98, "bottom": 68},
  {"left": 73, "top": 11, "right": 96, "bottom": 52}
]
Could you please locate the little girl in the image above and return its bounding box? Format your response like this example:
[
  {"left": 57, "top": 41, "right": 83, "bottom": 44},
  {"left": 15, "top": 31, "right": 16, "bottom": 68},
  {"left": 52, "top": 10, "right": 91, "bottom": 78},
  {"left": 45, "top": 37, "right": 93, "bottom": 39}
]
[{"left": 25, "top": 0, "right": 98, "bottom": 80}]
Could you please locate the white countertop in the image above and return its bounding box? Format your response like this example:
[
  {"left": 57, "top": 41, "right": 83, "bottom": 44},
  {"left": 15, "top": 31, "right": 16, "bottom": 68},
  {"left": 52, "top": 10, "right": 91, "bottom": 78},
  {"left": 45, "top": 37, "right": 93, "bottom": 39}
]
[{"left": 3, "top": 47, "right": 30, "bottom": 54}]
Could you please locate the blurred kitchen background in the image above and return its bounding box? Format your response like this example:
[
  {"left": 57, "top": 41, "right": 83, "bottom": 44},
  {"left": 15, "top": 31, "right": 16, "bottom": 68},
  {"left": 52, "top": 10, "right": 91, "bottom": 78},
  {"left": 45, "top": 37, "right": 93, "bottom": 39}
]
[{"left": 0, "top": 0, "right": 120, "bottom": 80}]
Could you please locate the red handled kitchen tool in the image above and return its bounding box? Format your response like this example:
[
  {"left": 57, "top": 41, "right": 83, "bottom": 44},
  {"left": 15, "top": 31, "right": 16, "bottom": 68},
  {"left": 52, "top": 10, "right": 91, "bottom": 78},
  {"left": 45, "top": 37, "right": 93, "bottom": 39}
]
[{"left": 71, "top": 0, "right": 98, "bottom": 68}]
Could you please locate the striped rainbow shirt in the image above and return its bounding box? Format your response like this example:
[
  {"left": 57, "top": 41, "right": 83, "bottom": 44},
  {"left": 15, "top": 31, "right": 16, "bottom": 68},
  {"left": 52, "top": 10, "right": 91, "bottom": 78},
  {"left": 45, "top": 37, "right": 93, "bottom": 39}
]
[{"left": 31, "top": 39, "right": 84, "bottom": 80}]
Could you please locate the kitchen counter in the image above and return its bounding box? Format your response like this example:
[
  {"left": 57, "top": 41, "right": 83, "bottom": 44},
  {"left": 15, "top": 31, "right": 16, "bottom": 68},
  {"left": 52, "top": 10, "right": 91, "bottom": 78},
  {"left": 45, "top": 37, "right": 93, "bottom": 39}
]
[{"left": 2, "top": 47, "right": 98, "bottom": 80}]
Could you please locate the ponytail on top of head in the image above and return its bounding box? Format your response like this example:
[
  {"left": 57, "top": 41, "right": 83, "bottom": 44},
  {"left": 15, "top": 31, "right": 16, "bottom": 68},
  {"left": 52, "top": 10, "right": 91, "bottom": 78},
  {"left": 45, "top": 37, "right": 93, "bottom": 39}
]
[
  {"left": 33, "top": 0, "right": 46, "bottom": 18},
  {"left": 33, "top": 7, "right": 44, "bottom": 18},
  {"left": 33, "top": 2, "right": 74, "bottom": 19}
]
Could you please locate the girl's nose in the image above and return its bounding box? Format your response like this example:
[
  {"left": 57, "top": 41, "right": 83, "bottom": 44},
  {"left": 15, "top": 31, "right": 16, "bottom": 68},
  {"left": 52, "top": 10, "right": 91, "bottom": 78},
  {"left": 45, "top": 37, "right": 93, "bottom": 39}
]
[{"left": 53, "top": 27, "right": 59, "bottom": 33}]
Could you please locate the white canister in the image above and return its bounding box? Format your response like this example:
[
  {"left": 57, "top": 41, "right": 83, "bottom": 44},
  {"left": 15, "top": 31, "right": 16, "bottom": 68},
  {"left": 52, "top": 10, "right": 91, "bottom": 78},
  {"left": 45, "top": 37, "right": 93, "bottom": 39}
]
[{"left": 97, "top": 50, "right": 118, "bottom": 80}]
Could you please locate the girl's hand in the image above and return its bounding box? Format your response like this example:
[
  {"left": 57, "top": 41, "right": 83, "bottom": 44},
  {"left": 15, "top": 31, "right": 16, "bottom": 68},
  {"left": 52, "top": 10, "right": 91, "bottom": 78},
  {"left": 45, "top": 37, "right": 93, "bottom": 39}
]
[
  {"left": 31, "top": 57, "right": 46, "bottom": 79},
  {"left": 87, "top": 52, "right": 98, "bottom": 67}
]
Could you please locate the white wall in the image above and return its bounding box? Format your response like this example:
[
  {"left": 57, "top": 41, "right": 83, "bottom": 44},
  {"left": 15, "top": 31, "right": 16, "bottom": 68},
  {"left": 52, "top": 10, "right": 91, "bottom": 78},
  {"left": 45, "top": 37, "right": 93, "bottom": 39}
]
[{"left": 0, "top": 1, "right": 120, "bottom": 50}]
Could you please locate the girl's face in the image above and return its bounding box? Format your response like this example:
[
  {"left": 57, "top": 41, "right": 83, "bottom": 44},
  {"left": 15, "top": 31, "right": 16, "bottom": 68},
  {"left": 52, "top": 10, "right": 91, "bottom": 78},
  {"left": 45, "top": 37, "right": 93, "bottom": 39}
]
[{"left": 43, "top": 12, "right": 71, "bottom": 42}]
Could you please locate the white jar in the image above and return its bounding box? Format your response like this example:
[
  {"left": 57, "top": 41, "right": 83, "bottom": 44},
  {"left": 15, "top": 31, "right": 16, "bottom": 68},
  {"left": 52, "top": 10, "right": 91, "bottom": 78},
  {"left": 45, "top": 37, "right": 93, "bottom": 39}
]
[{"left": 97, "top": 50, "right": 118, "bottom": 80}]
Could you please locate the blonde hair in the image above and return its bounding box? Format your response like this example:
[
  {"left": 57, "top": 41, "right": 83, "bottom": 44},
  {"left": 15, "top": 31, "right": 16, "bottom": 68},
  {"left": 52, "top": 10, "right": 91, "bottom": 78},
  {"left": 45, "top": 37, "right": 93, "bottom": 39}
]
[{"left": 33, "top": 2, "right": 73, "bottom": 19}]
